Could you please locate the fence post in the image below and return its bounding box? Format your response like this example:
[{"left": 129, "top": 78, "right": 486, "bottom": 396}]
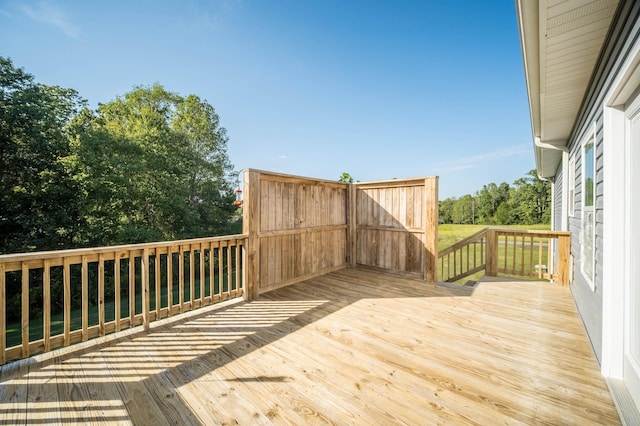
[
  {"left": 347, "top": 183, "right": 357, "bottom": 267},
  {"left": 486, "top": 228, "right": 498, "bottom": 277},
  {"left": 424, "top": 177, "right": 439, "bottom": 282},
  {"left": 557, "top": 234, "right": 571, "bottom": 286},
  {"left": 243, "top": 169, "right": 261, "bottom": 301}
]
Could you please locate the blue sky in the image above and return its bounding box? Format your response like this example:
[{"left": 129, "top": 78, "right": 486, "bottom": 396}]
[{"left": 0, "top": 0, "right": 533, "bottom": 199}]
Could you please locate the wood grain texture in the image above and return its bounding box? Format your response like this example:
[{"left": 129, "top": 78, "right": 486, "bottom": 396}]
[
  {"left": 0, "top": 268, "right": 619, "bottom": 425},
  {"left": 245, "top": 170, "right": 350, "bottom": 295},
  {"left": 355, "top": 178, "right": 437, "bottom": 278}
]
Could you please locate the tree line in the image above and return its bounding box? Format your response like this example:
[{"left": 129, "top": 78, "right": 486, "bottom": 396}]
[
  {"left": 1, "top": 57, "right": 240, "bottom": 255},
  {"left": 439, "top": 170, "right": 551, "bottom": 225}
]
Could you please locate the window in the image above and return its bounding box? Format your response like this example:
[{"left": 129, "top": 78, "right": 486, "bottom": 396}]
[
  {"left": 568, "top": 157, "right": 575, "bottom": 217},
  {"left": 581, "top": 135, "right": 595, "bottom": 289}
]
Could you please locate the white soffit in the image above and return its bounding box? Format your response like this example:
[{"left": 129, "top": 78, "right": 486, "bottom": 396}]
[{"left": 517, "top": 0, "right": 619, "bottom": 178}]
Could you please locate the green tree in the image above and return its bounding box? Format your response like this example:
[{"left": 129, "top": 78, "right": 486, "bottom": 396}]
[
  {"left": 438, "top": 198, "right": 456, "bottom": 224},
  {"left": 338, "top": 172, "right": 355, "bottom": 183},
  {"left": 452, "top": 195, "right": 475, "bottom": 224},
  {"left": 475, "top": 182, "right": 510, "bottom": 224},
  {"left": 510, "top": 170, "right": 551, "bottom": 224},
  {"left": 0, "top": 57, "right": 86, "bottom": 253},
  {"left": 68, "top": 84, "right": 236, "bottom": 245}
]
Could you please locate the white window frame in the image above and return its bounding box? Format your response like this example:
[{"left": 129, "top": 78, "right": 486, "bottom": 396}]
[
  {"left": 581, "top": 124, "right": 597, "bottom": 290},
  {"left": 568, "top": 157, "right": 576, "bottom": 217}
]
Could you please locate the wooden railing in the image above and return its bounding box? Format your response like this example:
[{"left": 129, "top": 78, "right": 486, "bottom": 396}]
[
  {"left": 0, "top": 234, "right": 246, "bottom": 365},
  {"left": 438, "top": 228, "right": 487, "bottom": 282},
  {"left": 438, "top": 227, "right": 571, "bottom": 286}
]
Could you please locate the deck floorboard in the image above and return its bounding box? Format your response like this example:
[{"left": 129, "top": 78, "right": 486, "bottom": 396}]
[{"left": 0, "top": 268, "right": 620, "bottom": 425}]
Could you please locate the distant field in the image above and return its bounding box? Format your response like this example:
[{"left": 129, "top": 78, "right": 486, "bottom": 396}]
[{"left": 438, "top": 223, "right": 551, "bottom": 250}]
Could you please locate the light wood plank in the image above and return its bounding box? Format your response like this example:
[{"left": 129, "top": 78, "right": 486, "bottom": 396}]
[
  {"left": 0, "top": 262, "right": 5, "bottom": 364},
  {"left": 43, "top": 260, "right": 51, "bottom": 352},
  {"left": 0, "top": 269, "right": 619, "bottom": 424},
  {"left": 21, "top": 262, "right": 29, "bottom": 357}
]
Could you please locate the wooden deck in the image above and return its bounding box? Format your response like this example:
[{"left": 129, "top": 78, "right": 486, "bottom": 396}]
[{"left": 0, "top": 268, "right": 619, "bottom": 425}]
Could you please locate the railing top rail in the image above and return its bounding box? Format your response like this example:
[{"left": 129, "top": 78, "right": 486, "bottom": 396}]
[
  {"left": 488, "top": 227, "right": 570, "bottom": 237},
  {"left": 439, "top": 227, "right": 488, "bottom": 257},
  {"left": 0, "top": 233, "right": 249, "bottom": 263},
  {"left": 355, "top": 176, "right": 436, "bottom": 189},
  {"left": 247, "top": 168, "right": 349, "bottom": 187}
]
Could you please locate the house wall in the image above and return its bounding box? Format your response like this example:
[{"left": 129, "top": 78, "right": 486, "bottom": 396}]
[
  {"left": 558, "top": 0, "right": 640, "bottom": 364},
  {"left": 564, "top": 114, "right": 604, "bottom": 362}
]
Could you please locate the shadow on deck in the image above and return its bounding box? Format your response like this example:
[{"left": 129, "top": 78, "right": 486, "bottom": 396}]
[{"left": 0, "top": 267, "right": 619, "bottom": 424}]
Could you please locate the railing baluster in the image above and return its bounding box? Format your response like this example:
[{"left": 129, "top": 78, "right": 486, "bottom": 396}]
[
  {"left": 218, "top": 242, "right": 224, "bottom": 297},
  {"left": 21, "top": 262, "right": 29, "bottom": 357},
  {"left": 209, "top": 242, "right": 215, "bottom": 300},
  {"left": 529, "top": 236, "right": 534, "bottom": 275},
  {"left": 0, "top": 262, "right": 5, "bottom": 365},
  {"left": 142, "top": 248, "right": 149, "bottom": 331},
  {"left": 235, "top": 240, "right": 241, "bottom": 294},
  {"left": 227, "top": 242, "right": 232, "bottom": 298},
  {"left": 200, "top": 243, "right": 205, "bottom": 306},
  {"left": 63, "top": 257, "right": 70, "bottom": 346},
  {"left": 511, "top": 234, "right": 516, "bottom": 273},
  {"left": 503, "top": 234, "right": 508, "bottom": 272},
  {"left": 43, "top": 259, "right": 51, "bottom": 352},
  {"left": 129, "top": 251, "right": 135, "bottom": 326},
  {"left": 115, "top": 254, "right": 121, "bottom": 332},
  {"left": 167, "top": 248, "right": 173, "bottom": 315},
  {"left": 179, "top": 245, "right": 184, "bottom": 313},
  {"left": 189, "top": 245, "right": 195, "bottom": 310},
  {"left": 98, "top": 254, "right": 105, "bottom": 337},
  {"left": 82, "top": 255, "right": 88, "bottom": 342},
  {"left": 520, "top": 236, "right": 525, "bottom": 276},
  {"left": 538, "top": 238, "right": 543, "bottom": 279},
  {"left": 155, "top": 250, "right": 161, "bottom": 318}
]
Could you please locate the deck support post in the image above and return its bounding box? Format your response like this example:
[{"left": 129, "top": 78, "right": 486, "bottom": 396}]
[
  {"left": 556, "top": 234, "right": 570, "bottom": 286},
  {"left": 243, "top": 169, "right": 261, "bottom": 301},
  {"left": 486, "top": 228, "right": 499, "bottom": 276},
  {"left": 347, "top": 183, "right": 357, "bottom": 267},
  {"left": 424, "top": 177, "right": 439, "bottom": 282}
]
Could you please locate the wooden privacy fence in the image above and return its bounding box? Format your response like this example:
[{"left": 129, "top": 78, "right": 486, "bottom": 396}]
[
  {"left": 354, "top": 178, "right": 439, "bottom": 281},
  {"left": 242, "top": 170, "right": 350, "bottom": 299},
  {"left": 438, "top": 227, "right": 570, "bottom": 285},
  {"left": 0, "top": 235, "right": 246, "bottom": 365},
  {"left": 242, "top": 170, "right": 440, "bottom": 299}
]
